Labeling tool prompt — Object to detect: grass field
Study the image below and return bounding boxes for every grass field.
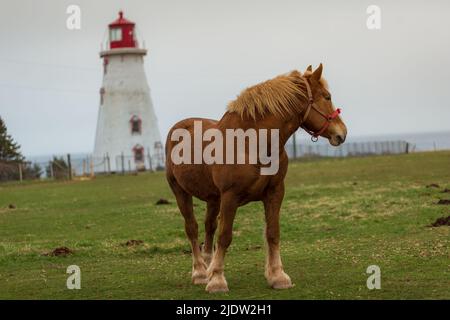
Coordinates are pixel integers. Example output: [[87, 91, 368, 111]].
[[0, 152, 449, 299]]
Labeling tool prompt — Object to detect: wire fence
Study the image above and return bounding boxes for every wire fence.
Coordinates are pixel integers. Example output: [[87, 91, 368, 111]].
[[286, 140, 413, 159], [51, 152, 165, 178], [0, 152, 165, 183], [0, 161, 35, 182], [1, 139, 447, 183]]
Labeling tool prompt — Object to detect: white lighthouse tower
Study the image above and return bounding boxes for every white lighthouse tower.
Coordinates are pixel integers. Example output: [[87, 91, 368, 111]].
[[93, 11, 163, 172]]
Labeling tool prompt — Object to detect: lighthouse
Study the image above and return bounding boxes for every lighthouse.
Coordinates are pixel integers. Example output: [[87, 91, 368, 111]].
[[93, 11, 163, 172]]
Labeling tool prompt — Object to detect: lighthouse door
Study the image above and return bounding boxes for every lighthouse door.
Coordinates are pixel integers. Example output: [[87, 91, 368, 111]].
[[133, 145, 145, 171]]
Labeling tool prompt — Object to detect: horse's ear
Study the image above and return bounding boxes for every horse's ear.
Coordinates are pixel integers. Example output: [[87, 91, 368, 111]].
[[306, 65, 312, 72], [311, 63, 323, 82]]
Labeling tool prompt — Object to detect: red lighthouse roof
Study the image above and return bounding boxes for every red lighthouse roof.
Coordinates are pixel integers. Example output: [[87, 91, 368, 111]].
[[109, 11, 135, 27], [108, 11, 137, 49]]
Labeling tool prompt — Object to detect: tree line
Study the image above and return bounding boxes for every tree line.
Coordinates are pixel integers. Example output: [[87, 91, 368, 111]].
[[0, 116, 69, 182]]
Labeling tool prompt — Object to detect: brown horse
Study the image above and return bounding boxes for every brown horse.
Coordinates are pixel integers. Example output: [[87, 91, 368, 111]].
[[165, 64, 347, 293]]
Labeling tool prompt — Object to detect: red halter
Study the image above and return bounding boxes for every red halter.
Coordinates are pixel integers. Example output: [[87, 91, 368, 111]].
[[299, 77, 342, 142]]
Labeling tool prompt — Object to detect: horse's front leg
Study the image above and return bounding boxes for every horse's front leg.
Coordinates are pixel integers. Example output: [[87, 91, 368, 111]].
[[263, 183, 293, 289], [206, 192, 238, 293]]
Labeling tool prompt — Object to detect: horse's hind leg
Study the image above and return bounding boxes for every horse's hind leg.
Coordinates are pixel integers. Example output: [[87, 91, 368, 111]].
[[203, 200, 220, 266], [169, 179, 208, 285]]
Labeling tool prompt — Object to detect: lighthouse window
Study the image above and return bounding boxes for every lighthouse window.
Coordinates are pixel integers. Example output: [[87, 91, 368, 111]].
[[110, 28, 122, 42], [130, 116, 142, 135]]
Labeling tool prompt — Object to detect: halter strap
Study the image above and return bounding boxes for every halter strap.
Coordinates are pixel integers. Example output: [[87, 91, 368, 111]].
[[299, 77, 342, 142]]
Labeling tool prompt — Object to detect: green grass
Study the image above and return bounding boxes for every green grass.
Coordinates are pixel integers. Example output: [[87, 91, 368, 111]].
[[0, 152, 449, 299]]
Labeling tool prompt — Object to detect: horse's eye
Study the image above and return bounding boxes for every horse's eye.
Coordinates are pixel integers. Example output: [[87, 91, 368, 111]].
[[324, 95, 331, 101]]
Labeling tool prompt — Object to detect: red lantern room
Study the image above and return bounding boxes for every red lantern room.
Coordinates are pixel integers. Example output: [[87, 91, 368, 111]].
[[108, 11, 137, 49]]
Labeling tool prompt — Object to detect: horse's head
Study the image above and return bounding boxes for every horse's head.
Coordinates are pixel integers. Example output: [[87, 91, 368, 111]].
[[301, 64, 347, 146]]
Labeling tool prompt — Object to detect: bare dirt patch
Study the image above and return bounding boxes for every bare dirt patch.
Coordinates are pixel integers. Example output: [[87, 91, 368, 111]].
[[437, 199, 450, 205], [156, 198, 170, 205], [123, 239, 144, 247], [428, 216, 450, 227], [43, 247, 74, 257], [426, 183, 440, 188]]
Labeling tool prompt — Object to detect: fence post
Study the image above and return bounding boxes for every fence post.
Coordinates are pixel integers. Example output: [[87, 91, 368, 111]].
[[121, 152, 125, 175], [82, 159, 86, 176], [49, 161, 54, 179], [67, 154, 72, 180], [106, 153, 111, 174], [18, 163, 23, 182], [90, 156, 94, 178]]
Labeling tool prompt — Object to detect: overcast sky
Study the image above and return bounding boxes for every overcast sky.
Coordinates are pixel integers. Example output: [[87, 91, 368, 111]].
[[1, 0, 449, 156]]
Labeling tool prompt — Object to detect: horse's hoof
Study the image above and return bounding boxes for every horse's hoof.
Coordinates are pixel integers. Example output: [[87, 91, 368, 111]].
[[267, 271, 294, 289], [206, 275, 229, 293], [192, 268, 208, 285], [192, 275, 208, 285]]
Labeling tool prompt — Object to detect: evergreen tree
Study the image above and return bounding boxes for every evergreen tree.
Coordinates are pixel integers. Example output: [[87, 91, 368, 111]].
[[0, 116, 23, 161]]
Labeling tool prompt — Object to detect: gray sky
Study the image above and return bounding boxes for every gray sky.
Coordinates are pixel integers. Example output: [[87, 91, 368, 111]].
[[1, 0, 449, 156]]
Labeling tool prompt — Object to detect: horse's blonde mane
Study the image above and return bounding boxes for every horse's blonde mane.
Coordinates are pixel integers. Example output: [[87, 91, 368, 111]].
[[227, 70, 309, 120]]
